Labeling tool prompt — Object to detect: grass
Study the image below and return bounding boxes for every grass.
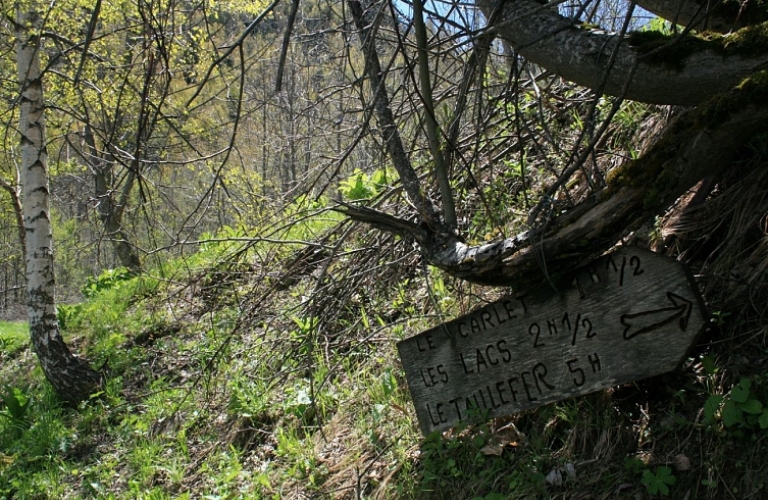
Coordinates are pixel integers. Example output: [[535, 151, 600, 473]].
[[0, 321, 27, 354], [2, 205, 768, 499]]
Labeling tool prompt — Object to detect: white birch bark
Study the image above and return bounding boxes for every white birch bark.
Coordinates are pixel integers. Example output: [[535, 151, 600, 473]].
[[17, 4, 100, 403]]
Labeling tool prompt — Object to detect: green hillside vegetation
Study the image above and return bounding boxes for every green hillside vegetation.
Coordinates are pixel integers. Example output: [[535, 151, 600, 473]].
[[2, 0, 768, 498], [2, 180, 768, 498]]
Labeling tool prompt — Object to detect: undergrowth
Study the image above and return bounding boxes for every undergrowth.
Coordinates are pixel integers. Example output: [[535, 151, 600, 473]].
[[1, 187, 767, 499]]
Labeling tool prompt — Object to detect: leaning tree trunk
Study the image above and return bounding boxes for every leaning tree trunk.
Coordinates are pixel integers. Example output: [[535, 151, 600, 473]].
[[17, 6, 101, 403], [474, 0, 768, 106]]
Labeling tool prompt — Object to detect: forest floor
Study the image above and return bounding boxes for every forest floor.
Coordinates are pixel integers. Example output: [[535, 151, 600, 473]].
[[1, 219, 767, 499]]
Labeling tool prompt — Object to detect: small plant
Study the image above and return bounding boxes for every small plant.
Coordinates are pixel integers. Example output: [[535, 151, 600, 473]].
[[0, 386, 32, 440], [82, 267, 134, 299], [625, 457, 678, 497], [704, 376, 768, 432], [57, 303, 83, 331], [284, 384, 313, 419], [641, 466, 677, 496], [0, 322, 28, 352], [649, 215, 664, 246], [338, 167, 394, 201], [339, 170, 375, 200], [379, 368, 397, 399], [624, 456, 645, 475], [711, 310, 731, 327], [644, 16, 678, 35]]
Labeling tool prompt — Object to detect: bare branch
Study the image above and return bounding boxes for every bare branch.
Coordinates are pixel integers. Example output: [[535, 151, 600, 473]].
[[348, 0, 441, 226], [412, 0, 456, 229], [187, 0, 281, 107], [351, 71, 768, 288], [72, 0, 101, 86], [275, 0, 301, 92], [335, 201, 427, 240]]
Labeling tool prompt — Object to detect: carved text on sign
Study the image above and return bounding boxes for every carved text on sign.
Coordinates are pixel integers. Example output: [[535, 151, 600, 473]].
[[397, 247, 707, 435]]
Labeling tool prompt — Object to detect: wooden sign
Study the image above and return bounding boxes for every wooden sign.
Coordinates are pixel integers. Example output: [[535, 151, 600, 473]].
[[397, 247, 707, 435]]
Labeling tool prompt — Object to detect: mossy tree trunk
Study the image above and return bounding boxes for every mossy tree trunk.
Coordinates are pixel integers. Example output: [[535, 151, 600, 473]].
[[636, 0, 768, 32], [343, 75, 768, 287], [473, 0, 768, 106]]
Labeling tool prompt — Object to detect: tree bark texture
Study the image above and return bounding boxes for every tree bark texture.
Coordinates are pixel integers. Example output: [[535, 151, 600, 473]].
[[17, 6, 101, 403], [339, 0, 768, 291], [0, 174, 25, 257], [476, 0, 768, 105]]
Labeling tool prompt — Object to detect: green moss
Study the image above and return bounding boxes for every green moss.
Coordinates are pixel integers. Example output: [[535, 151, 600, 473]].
[[723, 21, 768, 55], [605, 70, 768, 208], [628, 31, 710, 70], [696, 69, 768, 127], [628, 21, 768, 71], [604, 130, 681, 193]]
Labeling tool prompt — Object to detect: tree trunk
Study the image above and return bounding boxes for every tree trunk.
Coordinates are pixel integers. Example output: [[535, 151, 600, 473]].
[[84, 126, 142, 272], [17, 6, 101, 403], [0, 173, 25, 256], [348, 0, 441, 225], [338, 0, 768, 291], [475, 0, 768, 106]]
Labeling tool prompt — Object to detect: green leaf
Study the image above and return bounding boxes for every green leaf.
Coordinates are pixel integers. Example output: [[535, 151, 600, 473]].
[[721, 400, 745, 427], [642, 466, 676, 496], [730, 378, 751, 403], [758, 409, 768, 429], [380, 370, 396, 398], [739, 398, 763, 415], [642, 469, 660, 494], [701, 354, 718, 375], [483, 494, 507, 500], [703, 394, 723, 424], [657, 466, 677, 485], [624, 457, 644, 474], [255, 473, 271, 488]]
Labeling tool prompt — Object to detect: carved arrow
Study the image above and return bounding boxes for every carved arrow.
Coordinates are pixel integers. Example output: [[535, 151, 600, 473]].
[[621, 292, 693, 340], [398, 248, 707, 435]]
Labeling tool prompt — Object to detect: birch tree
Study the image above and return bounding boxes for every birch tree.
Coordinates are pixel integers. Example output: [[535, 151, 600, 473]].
[[16, 3, 100, 403]]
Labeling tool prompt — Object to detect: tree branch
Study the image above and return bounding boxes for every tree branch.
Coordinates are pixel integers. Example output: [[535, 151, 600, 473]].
[[348, 0, 441, 227], [354, 72, 768, 288], [475, 0, 768, 106], [275, 0, 300, 92], [335, 201, 427, 241], [0, 173, 25, 257], [412, 0, 456, 229]]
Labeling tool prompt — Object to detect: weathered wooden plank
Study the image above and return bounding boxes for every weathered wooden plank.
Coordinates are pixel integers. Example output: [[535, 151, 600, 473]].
[[397, 247, 707, 435]]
